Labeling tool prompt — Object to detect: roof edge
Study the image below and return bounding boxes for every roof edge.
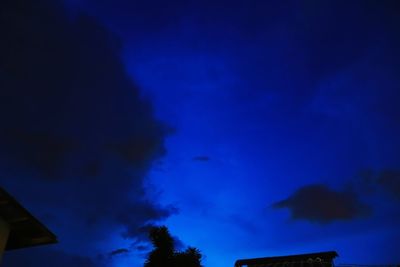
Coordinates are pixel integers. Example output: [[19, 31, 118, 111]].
[[235, 251, 339, 267]]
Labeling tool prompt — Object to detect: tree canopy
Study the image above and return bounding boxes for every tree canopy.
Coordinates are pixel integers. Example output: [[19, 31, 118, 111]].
[[144, 226, 203, 267]]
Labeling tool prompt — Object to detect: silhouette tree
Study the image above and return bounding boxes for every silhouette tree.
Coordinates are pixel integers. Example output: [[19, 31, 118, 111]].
[[174, 247, 202, 267], [144, 226, 203, 267], [145, 226, 175, 267]]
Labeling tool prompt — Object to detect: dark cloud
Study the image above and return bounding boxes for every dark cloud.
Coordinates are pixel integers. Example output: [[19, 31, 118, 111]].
[[125, 224, 157, 242], [377, 170, 400, 200], [273, 184, 371, 224], [0, 0, 172, 265], [88, 0, 400, 135], [126, 223, 185, 252], [134, 244, 151, 252], [110, 137, 166, 166], [77, 0, 400, 125], [109, 248, 129, 257], [1, 130, 75, 178], [233, 1, 400, 114], [120, 206, 178, 239], [3, 248, 99, 267], [192, 156, 210, 162], [81, 161, 101, 177], [358, 169, 400, 201]]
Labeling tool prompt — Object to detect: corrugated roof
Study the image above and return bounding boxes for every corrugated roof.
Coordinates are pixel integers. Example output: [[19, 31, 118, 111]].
[[0, 187, 57, 250], [235, 251, 338, 267]]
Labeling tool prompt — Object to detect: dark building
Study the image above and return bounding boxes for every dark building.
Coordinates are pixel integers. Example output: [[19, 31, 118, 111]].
[[235, 251, 339, 267], [0, 187, 57, 263]]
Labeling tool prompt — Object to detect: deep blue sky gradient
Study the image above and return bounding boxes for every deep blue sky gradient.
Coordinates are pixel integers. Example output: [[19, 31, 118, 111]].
[[1, 1, 400, 267]]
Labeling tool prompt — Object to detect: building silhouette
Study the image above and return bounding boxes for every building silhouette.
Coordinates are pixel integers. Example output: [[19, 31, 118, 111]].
[[235, 251, 339, 267], [0, 187, 57, 263]]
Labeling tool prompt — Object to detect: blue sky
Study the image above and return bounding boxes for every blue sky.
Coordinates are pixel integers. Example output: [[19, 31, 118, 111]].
[[1, 1, 400, 267]]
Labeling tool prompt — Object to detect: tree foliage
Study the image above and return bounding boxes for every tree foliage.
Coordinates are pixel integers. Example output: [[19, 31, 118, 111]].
[[144, 226, 203, 267]]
